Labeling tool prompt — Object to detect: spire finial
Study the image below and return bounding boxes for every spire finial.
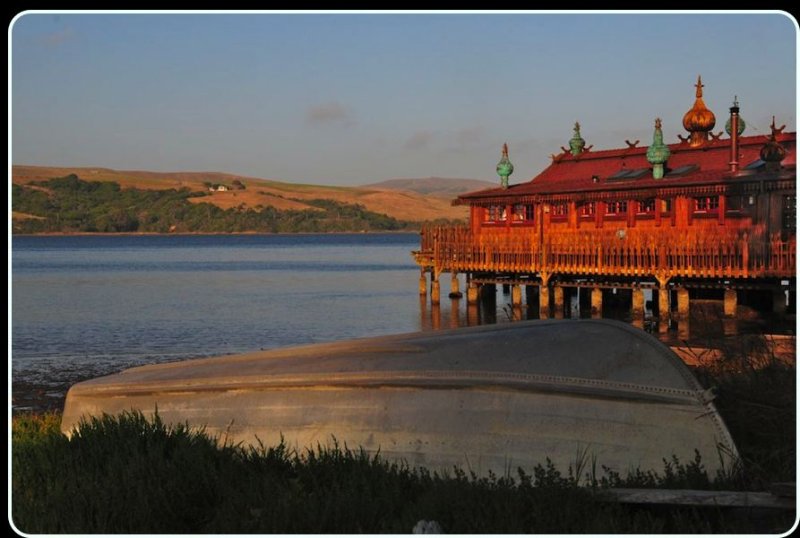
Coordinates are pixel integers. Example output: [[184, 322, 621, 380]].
[[568, 121, 586, 156], [682, 75, 716, 147], [496, 142, 514, 189], [647, 117, 670, 179]]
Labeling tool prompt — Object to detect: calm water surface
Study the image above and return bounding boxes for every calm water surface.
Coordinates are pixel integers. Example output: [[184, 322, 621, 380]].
[[12, 234, 441, 409], [10, 233, 786, 411]]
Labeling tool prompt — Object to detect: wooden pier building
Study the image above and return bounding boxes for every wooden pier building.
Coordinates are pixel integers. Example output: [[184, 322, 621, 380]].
[[413, 77, 795, 321]]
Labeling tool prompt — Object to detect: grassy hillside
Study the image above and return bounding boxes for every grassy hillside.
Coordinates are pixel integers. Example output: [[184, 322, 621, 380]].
[[11, 175, 414, 234], [12, 165, 469, 222]]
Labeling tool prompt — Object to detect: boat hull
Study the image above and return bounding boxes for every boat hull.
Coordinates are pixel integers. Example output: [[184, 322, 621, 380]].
[[61, 319, 738, 477]]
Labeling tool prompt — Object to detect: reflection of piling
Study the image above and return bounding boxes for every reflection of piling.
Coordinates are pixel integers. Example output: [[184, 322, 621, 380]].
[[431, 303, 441, 330], [450, 298, 460, 328], [724, 289, 737, 317]]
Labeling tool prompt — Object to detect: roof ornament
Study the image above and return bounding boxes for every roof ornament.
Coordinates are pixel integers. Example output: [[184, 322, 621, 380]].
[[646, 118, 671, 179], [567, 121, 586, 156], [681, 75, 717, 147], [761, 116, 787, 173], [725, 95, 746, 137], [496, 142, 514, 189], [625, 139, 640, 149]]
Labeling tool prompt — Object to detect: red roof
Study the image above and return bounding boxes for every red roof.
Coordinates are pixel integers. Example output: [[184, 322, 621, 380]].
[[458, 132, 796, 202]]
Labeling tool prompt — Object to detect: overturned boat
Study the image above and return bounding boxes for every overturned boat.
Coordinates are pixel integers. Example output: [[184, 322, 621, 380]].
[[61, 319, 738, 477]]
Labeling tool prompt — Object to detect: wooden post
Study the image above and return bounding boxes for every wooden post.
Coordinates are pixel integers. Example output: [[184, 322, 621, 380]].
[[467, 282, 480, 305], [511, 284, 522, 306], [632, 287, 645, 318], [591, 287, 603, 318], [677, 287, 690, 318], [449, 273, 462, 299], [419, 272, 427, 295], [724, 289, 737, 317], [431, 274, 440, 305], [553, 285, 564, 319]]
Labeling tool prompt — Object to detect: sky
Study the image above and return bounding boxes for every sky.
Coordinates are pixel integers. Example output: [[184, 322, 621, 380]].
[[9, 11, 799, 187]]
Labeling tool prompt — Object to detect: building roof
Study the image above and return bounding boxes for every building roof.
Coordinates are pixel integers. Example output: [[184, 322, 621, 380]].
[[456, 132, 796, 204]]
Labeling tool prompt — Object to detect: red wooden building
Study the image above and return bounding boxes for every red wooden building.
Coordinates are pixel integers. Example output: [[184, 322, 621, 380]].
[[414, 77, 795, 320]]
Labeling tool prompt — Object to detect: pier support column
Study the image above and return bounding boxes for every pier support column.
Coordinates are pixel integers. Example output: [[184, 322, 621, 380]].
[[449, 273, 462, 299], [591, 287, 603, 318], [772, 288, 787, 314], [511, 284, 522, 307], [632, 288, 645, 318], [676, 287, 690, 318], [419, 272, 427, 295], [553, 285, 564, 319], [656, 275, 671, 320], [724, 289, 738, 317], [431, 274, 440, 305], [467, 282, 480, 305], [538, 273, 552, 319]]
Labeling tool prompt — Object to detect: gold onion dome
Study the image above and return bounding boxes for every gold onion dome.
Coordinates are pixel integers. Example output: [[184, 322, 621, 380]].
[[682, 75, 716, 147]]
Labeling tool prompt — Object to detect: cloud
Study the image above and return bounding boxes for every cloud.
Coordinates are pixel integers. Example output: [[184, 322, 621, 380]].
[[404, 130, 435, 150], [40, 27, 75, 48], [305, 102, 355, 127]]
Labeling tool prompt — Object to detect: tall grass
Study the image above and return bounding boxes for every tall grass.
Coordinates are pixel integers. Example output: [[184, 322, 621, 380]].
[[11, 404, 794, 534]]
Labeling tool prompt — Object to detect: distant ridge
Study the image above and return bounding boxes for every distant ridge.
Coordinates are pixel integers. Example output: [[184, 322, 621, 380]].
[[362, 177, 497, 197]]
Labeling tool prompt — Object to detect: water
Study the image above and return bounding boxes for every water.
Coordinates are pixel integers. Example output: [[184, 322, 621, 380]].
[[11, 234, 434, 410], [10, 233, 789, 411]]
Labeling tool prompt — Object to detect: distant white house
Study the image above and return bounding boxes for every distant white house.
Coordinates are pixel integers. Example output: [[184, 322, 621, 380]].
[[209, 184, 229, 192]]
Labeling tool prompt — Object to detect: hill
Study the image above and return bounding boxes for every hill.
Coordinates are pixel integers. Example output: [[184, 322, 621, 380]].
[[362, 177, 496, 197], [11, 165, 469, 223]]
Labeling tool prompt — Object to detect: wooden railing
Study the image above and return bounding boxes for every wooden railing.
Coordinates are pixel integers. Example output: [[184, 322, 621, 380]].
[[415, 225, 795, 280]]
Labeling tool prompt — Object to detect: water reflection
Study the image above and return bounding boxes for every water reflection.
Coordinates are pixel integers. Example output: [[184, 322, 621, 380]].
[[419, 281, 793, 351]]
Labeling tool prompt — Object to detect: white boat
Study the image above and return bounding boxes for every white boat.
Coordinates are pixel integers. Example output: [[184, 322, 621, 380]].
[[61, 319, 738, 478]]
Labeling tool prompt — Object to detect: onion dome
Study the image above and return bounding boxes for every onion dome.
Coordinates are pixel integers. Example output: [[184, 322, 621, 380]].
[[682, 75, 716, 147], [496, 143, 514, 189], [725, 96, 746, 136], [761, 117, 786, 171], [646, 118, 671, 179], [568, 121, 586, 156]]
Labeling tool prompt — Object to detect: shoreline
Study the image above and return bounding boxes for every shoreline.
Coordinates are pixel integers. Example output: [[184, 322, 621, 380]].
[[11, 229, 424, 238]]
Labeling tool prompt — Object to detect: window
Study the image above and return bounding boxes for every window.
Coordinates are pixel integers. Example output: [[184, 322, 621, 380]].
[[551, 203, 568, 218], [693, 196, 719, 212], [485, 205, 506, 222], [579, 202, 596, 217], [512, 204, 535, 222], [661, 199, 672, 213], [637, 199, 656, 214], [605, 201, 628, 215]]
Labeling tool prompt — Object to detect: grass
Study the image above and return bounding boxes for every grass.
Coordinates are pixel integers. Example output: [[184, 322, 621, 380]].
[[11, 338, 796, 533]]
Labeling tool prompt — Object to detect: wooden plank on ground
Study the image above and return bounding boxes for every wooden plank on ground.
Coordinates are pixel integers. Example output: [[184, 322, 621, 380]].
[[602, 488, 795, 510]]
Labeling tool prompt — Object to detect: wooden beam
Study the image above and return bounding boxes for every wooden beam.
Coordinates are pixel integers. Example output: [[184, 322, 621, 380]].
[[600, 488, 795, 510]]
